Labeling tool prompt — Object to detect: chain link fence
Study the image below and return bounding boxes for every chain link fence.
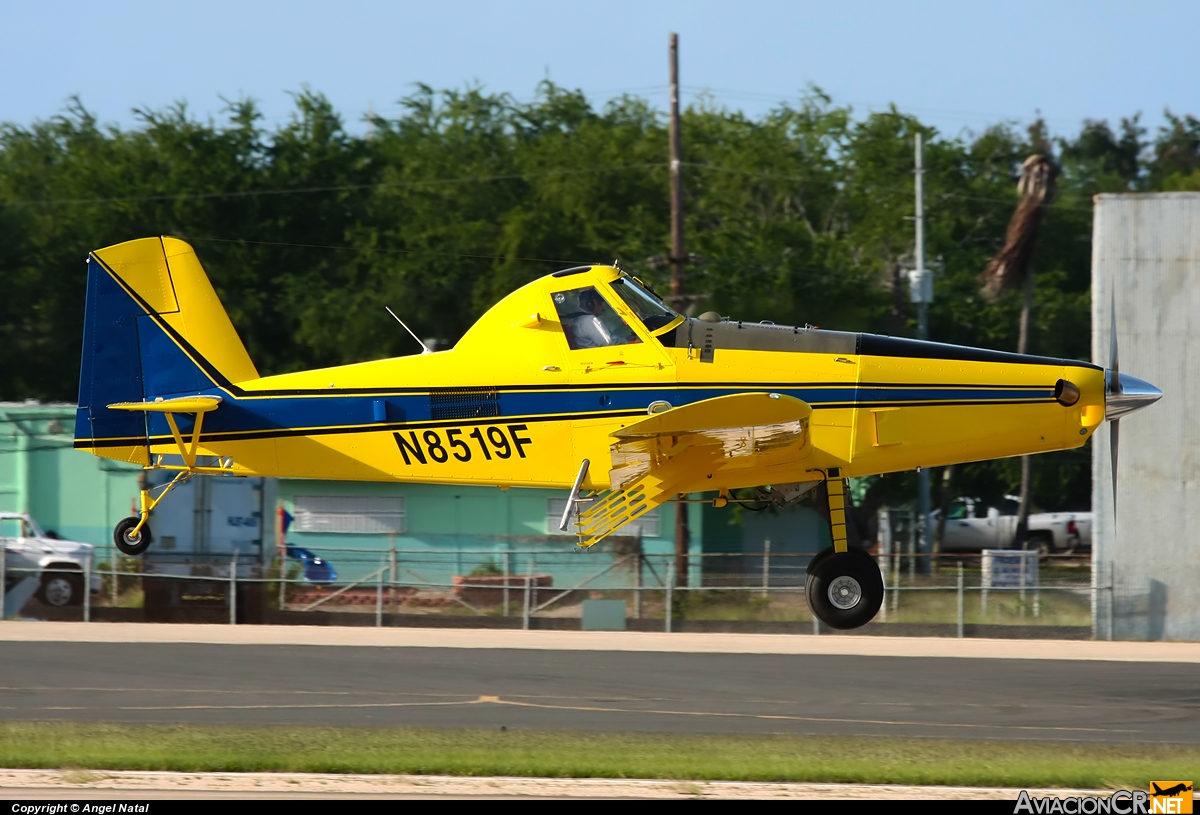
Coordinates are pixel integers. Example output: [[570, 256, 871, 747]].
[[1, 538, 1111, 639]]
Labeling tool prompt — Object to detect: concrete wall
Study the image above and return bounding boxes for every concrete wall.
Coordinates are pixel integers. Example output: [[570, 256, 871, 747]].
[[1092, 193, 1200, 641]]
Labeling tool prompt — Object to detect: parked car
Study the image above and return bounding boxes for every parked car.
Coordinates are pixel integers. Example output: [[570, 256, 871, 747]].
[[0, 512, 101, 607], [286, 544, 337, 585], [937, 497, 1092, 554]]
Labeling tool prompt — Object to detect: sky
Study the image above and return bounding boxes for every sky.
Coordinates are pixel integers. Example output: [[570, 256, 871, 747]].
[[2, 0, 1197, 142]]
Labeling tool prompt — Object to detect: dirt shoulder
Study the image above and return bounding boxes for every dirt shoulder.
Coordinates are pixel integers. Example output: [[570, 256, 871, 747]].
[[0, 621, 1196, 662], [0, 769, 1119, 799]]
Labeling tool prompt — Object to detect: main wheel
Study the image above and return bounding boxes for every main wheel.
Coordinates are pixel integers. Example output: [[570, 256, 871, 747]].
[[1022, 532, 1054, 558], [805, 547, 885, 630], [804, 547, 837, 609], [39, 571, 83, 607], [114, 517, 152, 556]]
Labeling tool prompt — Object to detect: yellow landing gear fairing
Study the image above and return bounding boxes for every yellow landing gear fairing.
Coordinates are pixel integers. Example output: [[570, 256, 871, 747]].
[[74, 237, 1162, 630]]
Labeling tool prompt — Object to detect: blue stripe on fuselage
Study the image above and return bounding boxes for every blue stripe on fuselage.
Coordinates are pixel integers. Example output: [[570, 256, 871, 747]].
[[126, 383, 1055, 444]]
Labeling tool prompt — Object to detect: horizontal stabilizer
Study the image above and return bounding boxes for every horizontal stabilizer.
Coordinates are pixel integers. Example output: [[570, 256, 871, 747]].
[[107, 396, 223, 413]]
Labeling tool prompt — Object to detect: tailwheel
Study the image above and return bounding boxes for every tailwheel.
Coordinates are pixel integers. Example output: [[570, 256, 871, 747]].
[[805, 547, 884, 630], [112, 470, 188, 557], [114, 517, 152, 556]]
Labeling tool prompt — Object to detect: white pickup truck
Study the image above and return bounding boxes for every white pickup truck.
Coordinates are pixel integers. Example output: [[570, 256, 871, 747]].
[[1, 512, 101, 608], [938, 497, 1092, 555]]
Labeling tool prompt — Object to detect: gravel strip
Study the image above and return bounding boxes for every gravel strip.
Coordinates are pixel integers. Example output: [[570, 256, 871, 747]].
[[0, 622, 1197, 663], [0, 769, 1113, 799]]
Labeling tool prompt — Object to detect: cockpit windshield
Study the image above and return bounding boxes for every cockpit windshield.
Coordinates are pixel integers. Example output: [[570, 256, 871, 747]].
[[610, 277, 678, 331]]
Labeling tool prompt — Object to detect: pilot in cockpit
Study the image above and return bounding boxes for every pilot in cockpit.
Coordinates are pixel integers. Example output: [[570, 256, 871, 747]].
[[572, 289, 617, 348], [553, 285, 641, 349]]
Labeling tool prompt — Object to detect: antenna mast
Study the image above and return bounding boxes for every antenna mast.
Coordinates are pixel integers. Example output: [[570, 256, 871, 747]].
[[386, 307, 433, 355]]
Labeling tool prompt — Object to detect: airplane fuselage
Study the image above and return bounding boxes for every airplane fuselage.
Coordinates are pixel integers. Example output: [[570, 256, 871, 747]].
[[79, 261, 1105, 495]]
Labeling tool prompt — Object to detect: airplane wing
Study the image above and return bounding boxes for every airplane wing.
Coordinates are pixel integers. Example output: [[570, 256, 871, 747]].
[[575, 393, 813, 548], [612, 392, 810, 441], [608, 392, 811, 491]]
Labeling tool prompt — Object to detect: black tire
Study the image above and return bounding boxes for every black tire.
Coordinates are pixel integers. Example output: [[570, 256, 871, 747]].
[[805, 546, 839, 579], [804, 547, 835, 612], [1022, 532, 1054, 558], [114, 517, 152, 556], [38, 569, 83, 607], [805, 547, 885, 630]]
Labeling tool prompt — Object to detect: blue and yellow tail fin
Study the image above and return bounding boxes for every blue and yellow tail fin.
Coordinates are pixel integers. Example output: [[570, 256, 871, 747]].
[[75, 237, 258, 462]]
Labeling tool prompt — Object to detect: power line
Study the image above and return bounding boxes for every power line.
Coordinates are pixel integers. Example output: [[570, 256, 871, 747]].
[[182, 236, 596, 267], [182, 236, 888, 279], [0, 153, 1099, 216], [180, 233, 1020, 292], [0, 163, 667, 208], [681, 162, 1096, 211], [672, 85, 1096, 129], [0, 160, 1094, 212], [937, 192, 1094, 213]]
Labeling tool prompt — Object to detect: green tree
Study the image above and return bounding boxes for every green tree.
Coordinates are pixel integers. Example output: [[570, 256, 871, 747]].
[[3, 85, 1195, 514]]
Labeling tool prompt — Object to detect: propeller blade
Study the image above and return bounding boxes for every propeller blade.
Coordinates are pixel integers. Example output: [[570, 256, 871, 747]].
[[1108, 294, 1121, 520], [1103, 294, 1164, 521], [1109, 293, 1120, 381], [1104, 294, 1162, 421], [1109, 418, 1119, 520]]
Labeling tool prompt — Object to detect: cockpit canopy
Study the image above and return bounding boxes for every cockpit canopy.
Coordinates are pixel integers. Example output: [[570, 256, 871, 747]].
[[550, 274, 678, 349], [455, 265, 682, 358], [609, 277, 677, 331]]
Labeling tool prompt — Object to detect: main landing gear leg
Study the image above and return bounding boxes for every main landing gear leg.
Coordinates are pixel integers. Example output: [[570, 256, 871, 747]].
[[805, 468, 884, 631], [113, 471, 190, 556]]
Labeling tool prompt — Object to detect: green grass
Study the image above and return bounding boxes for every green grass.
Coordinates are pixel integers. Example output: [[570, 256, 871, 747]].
[[1, 722, 1194, 789], [881, 588, 1093, 627]]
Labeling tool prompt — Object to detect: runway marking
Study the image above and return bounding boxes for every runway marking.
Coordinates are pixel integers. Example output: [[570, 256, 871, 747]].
[[0, 686, 666, 703], [0, 695, 1141, 735], [472, 696, 1141, 734], [0, 688, 1178, 717], [0, 686, 474, 697], [0, 699, 481, 712]]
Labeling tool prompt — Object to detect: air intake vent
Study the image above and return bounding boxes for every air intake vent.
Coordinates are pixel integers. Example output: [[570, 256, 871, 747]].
[[430, 387, 500, 420]]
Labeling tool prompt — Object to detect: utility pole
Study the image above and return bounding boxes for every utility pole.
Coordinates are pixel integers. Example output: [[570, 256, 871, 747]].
[[1013, 272, 1035, 549], [911, 132, 933, 574], [669, 33, 684, 305], [669, 32, 688, 588]]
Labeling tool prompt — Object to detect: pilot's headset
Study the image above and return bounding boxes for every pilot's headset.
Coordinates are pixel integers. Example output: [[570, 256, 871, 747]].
[[578, 290, 602, 313]]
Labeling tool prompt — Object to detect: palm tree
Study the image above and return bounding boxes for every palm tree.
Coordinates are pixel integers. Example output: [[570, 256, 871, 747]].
[[980, 154, 1059, 548]]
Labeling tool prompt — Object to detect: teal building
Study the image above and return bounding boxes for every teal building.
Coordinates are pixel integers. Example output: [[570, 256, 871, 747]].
[[3, 402, 830, 588], [274, 478, 701, 587], [0, 402, 143, 547]]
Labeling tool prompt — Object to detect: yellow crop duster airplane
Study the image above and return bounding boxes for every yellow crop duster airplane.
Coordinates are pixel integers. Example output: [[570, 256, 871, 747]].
[[76, 237, 1161, 629]]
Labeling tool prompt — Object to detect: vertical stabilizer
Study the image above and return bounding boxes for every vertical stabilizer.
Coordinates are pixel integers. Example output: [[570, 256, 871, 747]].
[[75, 237, 258, 460]]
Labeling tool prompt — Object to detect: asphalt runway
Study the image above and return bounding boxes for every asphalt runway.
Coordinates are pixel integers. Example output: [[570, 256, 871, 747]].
[[1, 627, 1197, 743]]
